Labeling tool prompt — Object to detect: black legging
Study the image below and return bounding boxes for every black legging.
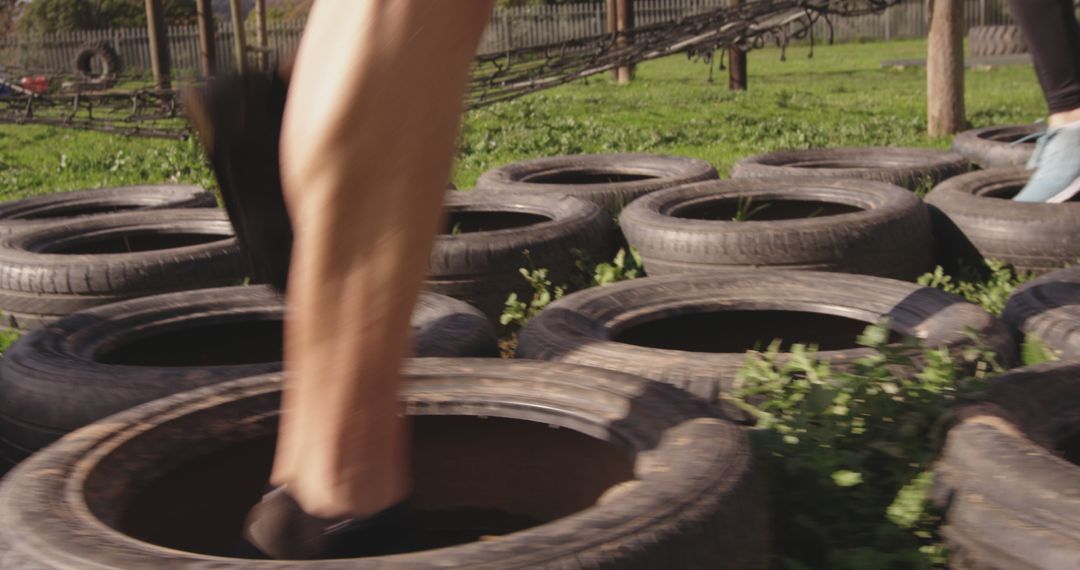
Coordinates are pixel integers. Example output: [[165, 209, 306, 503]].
[[1008, 0, 1080, 114]]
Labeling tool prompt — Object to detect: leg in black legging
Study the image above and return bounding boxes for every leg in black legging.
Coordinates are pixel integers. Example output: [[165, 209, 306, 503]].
[[1008, 0, 1080, 115]]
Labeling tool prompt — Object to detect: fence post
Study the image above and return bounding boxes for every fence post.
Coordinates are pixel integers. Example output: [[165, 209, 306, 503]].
[[729, 0, 747, 90], [144, 0, 172, 89], [928, 0, 965, 136], [254, 0, 269, 70], [229, 0, 248, 74], [195, 0, 216, 77]]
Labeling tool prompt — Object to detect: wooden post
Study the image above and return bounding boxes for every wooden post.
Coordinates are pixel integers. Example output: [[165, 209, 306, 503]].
[[927, 0, 965, 137], [607, 0, 617, 80], [195, 0, 215, 77], [728, 0, 747, 90], [615, 0, 634, 84], [254, 0, 269, 71], [229, 0, 248, 74], [144, 0, 171, 89]]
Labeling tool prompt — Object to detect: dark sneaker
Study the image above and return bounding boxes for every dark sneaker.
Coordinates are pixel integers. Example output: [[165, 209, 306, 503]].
[[243, 487, 408, 560], [182, 71, 294, 291]]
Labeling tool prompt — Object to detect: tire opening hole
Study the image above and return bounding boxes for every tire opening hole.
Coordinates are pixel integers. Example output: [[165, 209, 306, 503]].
[[613, 310, 899, 352], [524, 169, 659, 185], [47, 231, 231, 254], [981, 130, 1036, 145], [672, 198, 863, 221], [784, 159, 896, 169], [17, 203, 142, 220], [116, 416, 634, 558], [443, 211, 550, 234], [98, 319, 283, 367], [1059, 431, 1080, 465], [977, 183, 1080, 202]]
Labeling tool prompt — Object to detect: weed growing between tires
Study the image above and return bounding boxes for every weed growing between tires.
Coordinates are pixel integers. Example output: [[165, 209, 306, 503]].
[[733, 323, 1003, 569], [917, 259, 1033, 316]]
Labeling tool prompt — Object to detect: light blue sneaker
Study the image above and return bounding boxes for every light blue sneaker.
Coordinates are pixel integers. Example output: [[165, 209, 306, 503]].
[[1012, 123, 1080, 203]]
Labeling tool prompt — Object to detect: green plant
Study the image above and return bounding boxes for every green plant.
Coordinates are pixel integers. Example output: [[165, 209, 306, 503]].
[[733, 322, 1001, 568], [731, 195, 771, 221], [1021, 333, 1060, 366], [571, 246, 644, 288], [917, 260, 1033, 316], [499, 267, 565, 327]]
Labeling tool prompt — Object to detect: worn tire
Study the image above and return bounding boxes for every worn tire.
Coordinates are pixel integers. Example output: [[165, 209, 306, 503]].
[[935, 362, 1080, 569], [474, 153, 719, 214], [730, 147, 971, 191], [426, 191, 609, 323], [0, 360, 768, 569], [517, 270, 1013, 404], [1002, 267, 1080, 359], [619, 177, 933, 280], [0, 185, 217, 237], [968, 25, 1028, 58], [951, 124, 1039, 168], [0, 209, 246, 329], [0, 286, 496, 468], [73, 41, 122, 89], [924, 168, 1080, 275]]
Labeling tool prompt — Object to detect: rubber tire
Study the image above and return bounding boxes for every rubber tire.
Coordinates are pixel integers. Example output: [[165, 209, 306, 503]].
[[934, 362, 1080, 569], [73, 41, 122, 89], [924, 168, 1080, 275], [950, 124, 1039, 168], [474, 153, 719, 214], [968, 25, 1028, 58], [426, 191, 610, 323], [619, 177, 933, 280], [0, 209, 246, 329], [0, 286, 496, 468], [517, 270, 1013, 405], [730, 147, 971, 191], [1001, 267, 1080, 359], [0, 360, 768, 569], [0, 185, 217, 237]]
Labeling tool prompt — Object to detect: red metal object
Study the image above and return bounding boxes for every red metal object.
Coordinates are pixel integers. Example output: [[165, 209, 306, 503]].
[[19, 76, 49, 94]]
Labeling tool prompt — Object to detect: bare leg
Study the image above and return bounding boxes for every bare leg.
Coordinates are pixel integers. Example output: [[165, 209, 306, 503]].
[[272, 1, 495, 519]]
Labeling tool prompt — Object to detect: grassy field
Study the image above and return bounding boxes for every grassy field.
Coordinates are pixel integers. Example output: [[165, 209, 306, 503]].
[[0, 38, 1046, 202]]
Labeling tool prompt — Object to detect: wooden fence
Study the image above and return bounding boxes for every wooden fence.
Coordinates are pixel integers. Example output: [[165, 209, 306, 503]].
[[0, 0, 1020, 77]]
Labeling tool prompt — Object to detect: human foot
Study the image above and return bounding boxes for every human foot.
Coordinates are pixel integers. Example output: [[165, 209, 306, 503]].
[[1012, 122, 1080, 203]]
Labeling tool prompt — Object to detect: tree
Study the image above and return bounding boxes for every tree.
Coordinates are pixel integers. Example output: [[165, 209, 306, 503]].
[[17, 0, 196, 33]]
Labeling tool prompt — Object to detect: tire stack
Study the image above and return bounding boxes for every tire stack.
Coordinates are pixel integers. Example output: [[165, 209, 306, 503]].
[[967, 25, 1028, 58]]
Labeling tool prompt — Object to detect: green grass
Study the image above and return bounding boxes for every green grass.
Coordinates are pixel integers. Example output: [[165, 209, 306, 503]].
[[0, 39, 1046, 200]]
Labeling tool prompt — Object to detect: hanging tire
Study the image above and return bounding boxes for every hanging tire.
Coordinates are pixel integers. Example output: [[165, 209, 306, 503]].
[[474, 153, 719, 214], [0, 286, 496, 468], [968, 25, 1028, 58], [1001, 267, 1080, 359], [934, 362, 1080, 569], [0, 360, 768, 568], [924, 168, 1080, 275], [0, 209, 246, 330], [730, 147, 971, 191], [517, 270, 1013, 405], [618, 177, 933, 280], [950, 124, 1039, 168], [0, 184, 217, 237], [426, 191, 609, 324], [73, 41, 122, 89]]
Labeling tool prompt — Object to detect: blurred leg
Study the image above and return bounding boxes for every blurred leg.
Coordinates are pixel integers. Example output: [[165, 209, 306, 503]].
[[271, 0, 495, 519]]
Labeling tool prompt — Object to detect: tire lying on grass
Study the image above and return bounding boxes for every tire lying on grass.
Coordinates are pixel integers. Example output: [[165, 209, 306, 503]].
[[0, 286, 496, 468], [474, 153, 719, 214], [517, 270, 1013, 405], [0, 209, 246, 330], [1001, 267, 1080, 359], [619, 177, 933, 280], [950, 124, 1039, 168], [934, 362, 1080, 569], [924, 168, 1080, 275], [426, 191, 609, 323], [730, 147, 971, 191], [0, 360, 768, 569], [0, 184, 217, 236], [967, 25, 1028, 58]]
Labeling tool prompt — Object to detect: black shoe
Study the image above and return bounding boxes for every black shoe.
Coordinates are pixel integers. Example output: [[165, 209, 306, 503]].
[[183, 71, 293, 292], [243, 487, 408, 560]]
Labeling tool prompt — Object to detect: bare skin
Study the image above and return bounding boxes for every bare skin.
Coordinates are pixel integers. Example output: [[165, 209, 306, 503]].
[[272, 1, 495, 519], [1049, 107, 1080, 127]]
